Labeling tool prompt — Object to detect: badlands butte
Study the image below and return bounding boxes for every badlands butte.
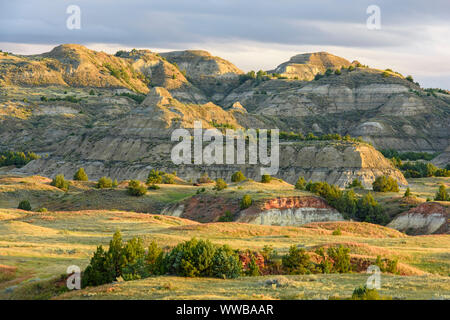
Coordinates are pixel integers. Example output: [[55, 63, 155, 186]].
[[0, 44, 449, 228], [0, 44, 450, 300]]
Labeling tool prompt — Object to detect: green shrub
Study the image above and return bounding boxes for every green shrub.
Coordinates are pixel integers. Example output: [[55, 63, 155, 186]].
[[241, 194, 252, 209], [127, 180, 147, 196], [82, 230, 145, 287], [375, 255, 399, 274], [148, 184, 160, 190], [73, 168, 88, 181], [435, 184, 449, 201], [97, 176, 113, 189], [82, 245, 115, 287], [315, 248, 333, 274], [261, 174, 272, 183], [332, 228, 342, 236], [37, 207, 48, 213], [295, 176, 306, 190], [327, 245, 351, 273], [334, 69, 341, 75], [406, 75, 414, 82], [357, 192, 388, 225], [18, 200, 31, 211], [231, 171, 246, 182], [164, 238, 216, 277], [0, 151, 40, 168], [214, 178, 227, 191], [51, 174, 69, 191], [145, 241, 165, 276], [282, 245, 313, 275], [347, 179, 363, 189], [246, 256, 261, 276], [146, 169, 163, 184], [112, 179, 118, 188], [162, 174, 175, 184], [404, 187, 411, 197], [372, 176, 399, 192], [89, 89, 95, 95], [198, 173, 213, 184], [351, 285, 385, 300], [211, 245, 242, 279], [218, 210, 234, 222], [117, 92, 145, 104]]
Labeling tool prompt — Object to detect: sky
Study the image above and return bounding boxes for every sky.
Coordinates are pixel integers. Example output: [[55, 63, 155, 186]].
[[1, 0, 449, 89]]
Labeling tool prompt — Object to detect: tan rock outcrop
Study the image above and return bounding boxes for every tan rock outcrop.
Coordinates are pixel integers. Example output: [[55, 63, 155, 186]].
[[387, 202, 449, 234]]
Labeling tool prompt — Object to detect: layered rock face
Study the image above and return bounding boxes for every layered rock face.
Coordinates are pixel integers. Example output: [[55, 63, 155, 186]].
[[268, 52, 353, 80], [237, 196, 344, 226], [160, 50, 244, 103], [0, 44, 447, 184], [387, 202, 449, 234], [15, 86, 406, 188], [162, 195, 343, 226], [221, 67, 449, 151]]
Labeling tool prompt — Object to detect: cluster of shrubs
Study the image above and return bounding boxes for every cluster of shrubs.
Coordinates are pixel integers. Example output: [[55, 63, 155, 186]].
[[104, 63, 130, 82], [238, 70, 270, 83], [380, 149, 438, 161], [240, 194, 252, 209], [82, 233, 242, 287], [41, 95, 82, 103], [213, 178, 227, 191], [297, 178, 388, 224], [231, 171, 246, 182], [382, 150, 449, 178], [116, 92, 145, 104], [399, 161, 449, 178], [127, 180, 147, 196], [435, 184, 449, 201], [197, 172, 213, 184], [0, 151, 40, 168], [350, 285, 390, 300], [97, 176, 118, 189], [314, 65, 360, 80], [209, 120, 236, 130], [83, 232, 398, 288], [278, 131, 366, 144], [346, 178, 364, 189], [372, 176, 399, 192], [147, 169, 176, 185], [51, 174, 70, 191]]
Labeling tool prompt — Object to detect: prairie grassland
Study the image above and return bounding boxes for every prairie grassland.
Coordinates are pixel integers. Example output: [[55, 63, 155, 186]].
[[0, 207, 449, 299], [0, 174, 448, 300], [55, 274, 450, 300]]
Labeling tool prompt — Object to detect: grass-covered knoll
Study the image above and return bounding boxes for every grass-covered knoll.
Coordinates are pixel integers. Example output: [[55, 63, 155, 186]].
[[0, 204, 449, 299]]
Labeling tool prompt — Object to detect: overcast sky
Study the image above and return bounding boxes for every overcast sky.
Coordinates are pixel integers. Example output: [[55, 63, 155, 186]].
[[1, 0, 449, 89]]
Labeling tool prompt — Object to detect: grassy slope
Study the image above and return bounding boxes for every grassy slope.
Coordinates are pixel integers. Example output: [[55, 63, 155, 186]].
[[56, 274, 450, 300], [0, 174, 449, 299]]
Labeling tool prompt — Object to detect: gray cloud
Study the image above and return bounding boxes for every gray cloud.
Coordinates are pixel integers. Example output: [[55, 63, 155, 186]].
[[1, 0, 449, 48], [0, 0, 449, 89]]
